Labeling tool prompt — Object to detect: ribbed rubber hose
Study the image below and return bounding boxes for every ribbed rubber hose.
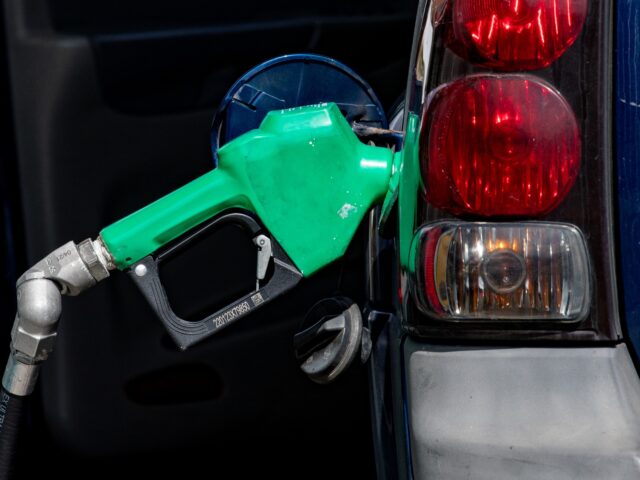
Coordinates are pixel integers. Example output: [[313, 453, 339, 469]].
[[0, 388, 25, 479]]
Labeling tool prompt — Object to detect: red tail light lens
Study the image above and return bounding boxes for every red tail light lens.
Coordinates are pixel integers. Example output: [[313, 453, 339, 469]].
[[421, 75, 581, 217], [447, 0, 588, 70]]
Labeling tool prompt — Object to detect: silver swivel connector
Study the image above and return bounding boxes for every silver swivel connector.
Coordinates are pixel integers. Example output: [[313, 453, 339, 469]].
[[2, 238, 115, 396]]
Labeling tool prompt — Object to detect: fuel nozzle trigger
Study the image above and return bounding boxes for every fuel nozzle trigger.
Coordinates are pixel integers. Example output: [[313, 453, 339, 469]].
[[253, 234, 272, 290], [127, 212, 302, 350]]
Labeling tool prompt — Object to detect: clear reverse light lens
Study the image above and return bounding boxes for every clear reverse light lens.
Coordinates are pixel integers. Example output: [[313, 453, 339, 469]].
[[412, 221, 591, 323]]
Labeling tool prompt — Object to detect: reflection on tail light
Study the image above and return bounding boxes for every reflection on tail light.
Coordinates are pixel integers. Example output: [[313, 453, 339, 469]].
[[412, 221, 590, 322]]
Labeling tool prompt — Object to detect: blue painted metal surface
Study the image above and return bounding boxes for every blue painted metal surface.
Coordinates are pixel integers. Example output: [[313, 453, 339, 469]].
[[617, 0, 640, 355], [210, 53, 387, 164]]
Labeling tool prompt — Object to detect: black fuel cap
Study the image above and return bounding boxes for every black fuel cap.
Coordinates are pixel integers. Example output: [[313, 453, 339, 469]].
[[293, 297, 367, 384]]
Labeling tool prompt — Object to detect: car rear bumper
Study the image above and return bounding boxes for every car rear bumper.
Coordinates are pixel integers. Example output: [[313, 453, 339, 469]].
[[406, 342, 640, 479]]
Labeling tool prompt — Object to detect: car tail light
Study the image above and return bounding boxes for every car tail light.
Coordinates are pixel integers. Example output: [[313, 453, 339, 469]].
[[412, 221, 590, 322], [421, 75, 581, 217], [444, 0, 588, 71], [396, 0, 619, 341]]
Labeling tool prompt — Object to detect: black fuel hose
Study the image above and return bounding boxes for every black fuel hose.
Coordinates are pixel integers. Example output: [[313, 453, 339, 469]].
[[0, 388, 25, 479]]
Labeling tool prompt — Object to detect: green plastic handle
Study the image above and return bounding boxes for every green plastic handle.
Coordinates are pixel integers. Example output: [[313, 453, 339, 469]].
[[101, 169, 250, 269], [101, 103, 393, 276]]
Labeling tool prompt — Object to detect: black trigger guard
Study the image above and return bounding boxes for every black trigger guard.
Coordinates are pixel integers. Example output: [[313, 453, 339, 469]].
[[127, 211, 303, 350]]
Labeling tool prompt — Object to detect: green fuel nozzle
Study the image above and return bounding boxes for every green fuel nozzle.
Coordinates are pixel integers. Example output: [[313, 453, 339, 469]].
[[100, 103, 396, 348], [101, 103, 393, 275]]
